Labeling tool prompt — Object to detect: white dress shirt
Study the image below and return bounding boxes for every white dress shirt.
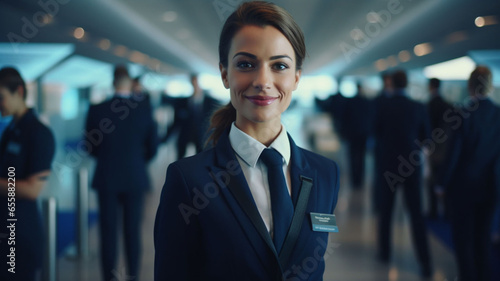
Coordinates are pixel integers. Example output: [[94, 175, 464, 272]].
[[228, 122, 291, 236]]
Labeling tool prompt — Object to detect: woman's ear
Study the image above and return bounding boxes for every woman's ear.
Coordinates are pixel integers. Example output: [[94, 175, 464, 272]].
[[219, 63, 229, 89], [293, 69, 302, 91]]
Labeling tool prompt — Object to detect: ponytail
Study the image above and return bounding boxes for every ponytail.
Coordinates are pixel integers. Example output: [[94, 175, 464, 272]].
[[206, 102, 236, 147]]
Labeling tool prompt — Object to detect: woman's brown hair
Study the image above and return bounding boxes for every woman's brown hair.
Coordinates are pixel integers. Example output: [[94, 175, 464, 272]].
[[206, 1, 306, 146]]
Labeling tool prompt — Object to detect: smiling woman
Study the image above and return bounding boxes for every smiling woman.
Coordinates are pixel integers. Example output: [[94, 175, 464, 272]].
[[154, 2, 340, 281]]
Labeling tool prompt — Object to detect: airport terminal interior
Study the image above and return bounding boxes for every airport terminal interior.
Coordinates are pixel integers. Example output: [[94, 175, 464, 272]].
[[1, 0, 500, 280]]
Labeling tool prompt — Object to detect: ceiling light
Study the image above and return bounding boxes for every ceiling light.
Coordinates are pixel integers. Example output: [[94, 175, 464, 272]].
[[475, 17, 485, 27], [98, 39, 111, 50], [129, 51, 147, 64], [387, 55, 398, 67], [113, 45, 128, 57], [375, 59, 388, 71], [41, 14, 53, 25], [398, 50, 411, 62], [73, 27, 85, 39], [475, 15, 498, 27], [414, 43, 432, 57], [366, 11, 380, 23]]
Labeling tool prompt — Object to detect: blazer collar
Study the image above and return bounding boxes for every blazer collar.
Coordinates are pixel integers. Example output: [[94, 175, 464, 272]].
[[214, 128, 310, 171], [214, 129, 314, 204]]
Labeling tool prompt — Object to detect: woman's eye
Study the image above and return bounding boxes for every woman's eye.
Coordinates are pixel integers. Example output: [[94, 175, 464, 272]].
[[273, 63, 289, 71], [236, 61, 254, 69]]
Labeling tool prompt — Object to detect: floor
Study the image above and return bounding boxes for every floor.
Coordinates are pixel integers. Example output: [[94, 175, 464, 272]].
[[57, 124, 459, 281]]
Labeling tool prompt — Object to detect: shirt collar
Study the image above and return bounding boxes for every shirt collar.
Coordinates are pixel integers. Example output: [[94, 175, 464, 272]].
[[229, 122, 291, 168]]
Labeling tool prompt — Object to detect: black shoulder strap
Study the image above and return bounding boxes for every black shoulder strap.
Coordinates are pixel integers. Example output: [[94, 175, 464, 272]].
[[278, 176, 313, 268]]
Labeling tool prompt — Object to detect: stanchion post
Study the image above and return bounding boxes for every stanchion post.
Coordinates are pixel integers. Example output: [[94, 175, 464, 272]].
[[77, 167, 89, 259], [42, 197, 57, 281]]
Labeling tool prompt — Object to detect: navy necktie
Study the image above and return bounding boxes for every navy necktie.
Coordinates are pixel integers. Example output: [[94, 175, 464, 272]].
[[259, 148, 294, 254]]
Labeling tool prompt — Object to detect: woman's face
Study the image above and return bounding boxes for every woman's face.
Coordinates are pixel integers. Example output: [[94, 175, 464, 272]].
[[220, 25, 301, 127]]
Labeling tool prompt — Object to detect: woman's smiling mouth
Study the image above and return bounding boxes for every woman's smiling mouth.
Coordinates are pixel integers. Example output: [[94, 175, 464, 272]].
[[245, 95, 278, 106]]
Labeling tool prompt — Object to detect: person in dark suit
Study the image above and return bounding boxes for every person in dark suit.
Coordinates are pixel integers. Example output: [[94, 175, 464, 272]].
[[315, 87, 347, 139], [85, 65, 158, 281], [0, 67, 55, 281], [131, 76, 152, 111], [373, 72, 394, 113], [161, 74, 221, 159], [438, 66, 500, 281], [343, 83, 373, 189], [426, 78, 453, 219], [154, 2, 340, 280], [372, 72, 393, 213], [374, 70, 432, 277]]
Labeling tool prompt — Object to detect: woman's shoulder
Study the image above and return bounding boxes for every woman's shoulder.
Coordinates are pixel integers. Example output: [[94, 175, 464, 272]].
[[168, 147, 217, 171]]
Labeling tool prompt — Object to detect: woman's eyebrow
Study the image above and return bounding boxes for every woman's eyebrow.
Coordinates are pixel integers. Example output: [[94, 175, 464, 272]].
[[233, 52, 293, 61], [233, 52, 256, 59], [270, 55, 293, 61]]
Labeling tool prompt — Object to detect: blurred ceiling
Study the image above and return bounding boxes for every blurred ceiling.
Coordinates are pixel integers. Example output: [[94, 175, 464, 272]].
[[1, 0, 499, 77]]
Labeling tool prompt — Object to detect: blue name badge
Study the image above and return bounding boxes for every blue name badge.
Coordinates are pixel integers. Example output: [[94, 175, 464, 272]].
[[7, 142, 21, 155], [310, 212, 338, 233]]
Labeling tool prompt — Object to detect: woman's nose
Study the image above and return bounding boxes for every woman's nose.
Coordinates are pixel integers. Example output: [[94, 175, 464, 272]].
[[252, 66, 272, 91]]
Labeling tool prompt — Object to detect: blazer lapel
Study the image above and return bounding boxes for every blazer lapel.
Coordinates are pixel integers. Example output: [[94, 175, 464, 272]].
[[288, 134, 316, 207], [210, 132, 279, 260], [276, 135, 317, 267]]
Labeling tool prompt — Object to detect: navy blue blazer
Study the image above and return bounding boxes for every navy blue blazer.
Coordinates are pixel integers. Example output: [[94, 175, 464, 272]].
[[85, 96, 158, 192], [440, 98, 500, 203], [154, 130, 339, 280]]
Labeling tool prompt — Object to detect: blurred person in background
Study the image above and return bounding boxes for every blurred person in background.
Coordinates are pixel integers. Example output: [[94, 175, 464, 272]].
[[315, 78, 347, 139], [343, 82, 373, 189], [374, 70, 432, 278], [426, 78, 453, 219], [373, 72, 394, 116], [131, 76, 152, 110], [85, 65, 158, 281], [438, 66, 500, 281], [0, 67, 55, 281], [372, 72, 393, 213], [160, 74, 221, 159]]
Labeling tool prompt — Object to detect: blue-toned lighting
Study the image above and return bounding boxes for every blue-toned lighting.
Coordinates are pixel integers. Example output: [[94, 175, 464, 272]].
[[61, 88, 78, 120], [339, 78, 357, 98], [423, 56, 476, 80]]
